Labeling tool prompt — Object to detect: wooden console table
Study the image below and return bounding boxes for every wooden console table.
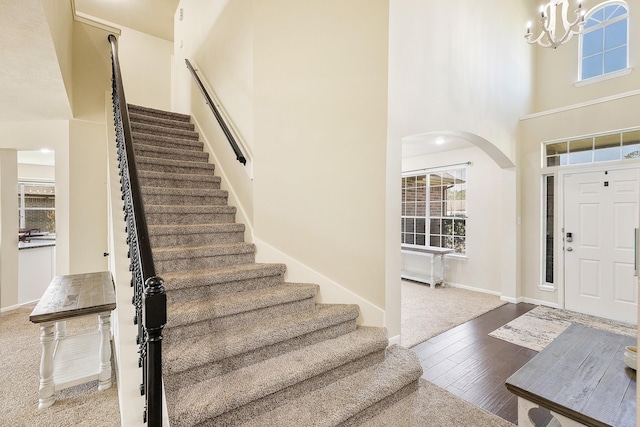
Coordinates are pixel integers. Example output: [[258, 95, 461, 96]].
[[506, 324, 636, 427], [29, 271, 116, 409], [401, 246, 455, 288]]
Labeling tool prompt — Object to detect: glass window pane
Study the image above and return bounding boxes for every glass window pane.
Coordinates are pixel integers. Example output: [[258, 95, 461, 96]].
[[569, 138, 593, 153], [430, 219, 441, 234], [546, 142, 568, 156], [622, 130, 640, 146], [588, 8, 604, 25], [453, 220, 466, 236], [406, 176, 416, 188], [443, 236, 454, 249], [442, 219, 453, 236], [406, 203, 416, 216], [25, 210, 55, 233], [416, 234, 426, 246], [405, 234, 415, 245], [604, 45, 627, 73], [606, 5, 626, 20], [430, 235, 440, 247], [569, 151, 592, 164], [453, 237, 465, 253], [416, 218, 426, 234], [430, 185, 442, 201], [416, 202, 427, 217], [622, 144, 640, 159], [582, 54, 603, 79], [430, 202, 441, 217], [415, 175, 426, 187], [583, 29, 603, 57], [604, 18, 627, 50], [594, 133, 620, 149], [594, 146, 620, 162]]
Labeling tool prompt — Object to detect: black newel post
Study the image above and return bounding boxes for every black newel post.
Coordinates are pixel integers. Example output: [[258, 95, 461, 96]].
[[144, 276, 167, 426]]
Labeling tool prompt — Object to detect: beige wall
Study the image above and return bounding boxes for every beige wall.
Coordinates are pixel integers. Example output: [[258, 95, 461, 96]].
[[402, 146, 504, 294], [533, 0, 640, 112], [68, 119, 108, 273], [41, 0, 74, 111], [0, 150, 19, 309], [252, 0, 390, 311]]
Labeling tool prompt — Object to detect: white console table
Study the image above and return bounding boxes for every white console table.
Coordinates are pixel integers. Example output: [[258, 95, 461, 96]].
[[401, 246, 455, 288], [29, 272, 116, 409]]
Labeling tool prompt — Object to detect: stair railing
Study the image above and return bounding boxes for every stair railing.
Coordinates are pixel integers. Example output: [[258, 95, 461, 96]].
[[185, 58, 247, 165], [108, 34, 167, 426]]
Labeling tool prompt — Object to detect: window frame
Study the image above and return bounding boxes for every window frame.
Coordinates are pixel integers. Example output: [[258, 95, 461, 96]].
[[401, 166, 468, 255], [18, 180, 56, 233], [578, 1, 630, 83]]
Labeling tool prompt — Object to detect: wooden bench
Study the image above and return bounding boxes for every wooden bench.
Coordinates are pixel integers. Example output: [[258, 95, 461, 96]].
[[29, 271, 116, 409], [506, 323, 636, 427]]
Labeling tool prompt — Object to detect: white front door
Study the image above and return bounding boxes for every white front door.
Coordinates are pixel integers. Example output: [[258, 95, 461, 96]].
[[563, 167, 639, 324]]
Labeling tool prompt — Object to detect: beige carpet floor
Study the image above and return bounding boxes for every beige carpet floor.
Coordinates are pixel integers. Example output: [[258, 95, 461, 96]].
[[489, 305, 637, 352], [401, 280, 507, 348], [0, 306, 120, 427]]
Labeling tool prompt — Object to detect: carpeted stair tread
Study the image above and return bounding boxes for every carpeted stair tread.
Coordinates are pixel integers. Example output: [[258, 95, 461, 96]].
[[160, 263, 286, 292], [136, 156, 215, 174], [240, 345, 422, 427], [142, 187, 228, 207], [139, 170, 221, 190], [131, 121, 200, 140], [128, 104, 191, 122], [149, 223, 244, 236], [131, 132, 204, 151], [166, 282, 319, 328], [163, 304, 360, 376], [141, 186, 227, 198], [153, 242, 255, 260], [145, 204, 236, 225], [133, 143, 209, 162], [129, 112, 195, 131], [168, 327, 389, 427]]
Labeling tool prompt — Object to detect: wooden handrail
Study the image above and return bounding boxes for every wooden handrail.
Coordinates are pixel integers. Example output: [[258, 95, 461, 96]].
[[185, 59, 247, 165]]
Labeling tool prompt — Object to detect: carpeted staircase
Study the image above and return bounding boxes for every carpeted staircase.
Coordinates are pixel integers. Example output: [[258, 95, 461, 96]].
[[127, 104, 423, 426]]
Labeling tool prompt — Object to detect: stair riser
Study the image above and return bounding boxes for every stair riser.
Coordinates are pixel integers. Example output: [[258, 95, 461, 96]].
[[132, 135, 203, 152], [132, 123, 199, 140], [197, 350, 387, 427], [164, 321, 358, 391], [155, 252, 255, 275], [164, 298, 315, 342], [166, 273, 285, 304], [137, 162, 215, 175], [130, 115, 195, 131], [142, 194, 228, 206], [128, 105, 191, 123], [150, 231, 244, 248], [134, 147, 208, 163], [140, 177, 220, 190], [146, 212, 236, 225]]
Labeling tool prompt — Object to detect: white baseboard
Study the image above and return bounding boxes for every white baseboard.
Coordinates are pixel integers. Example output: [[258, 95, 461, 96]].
[[500, 296, 521, 304], [388, 335, 401, 347], [445, 282, 502, 297], [521, 297, 560, 308], [0, 300, 39, 313], [253, 236, 385, 328]]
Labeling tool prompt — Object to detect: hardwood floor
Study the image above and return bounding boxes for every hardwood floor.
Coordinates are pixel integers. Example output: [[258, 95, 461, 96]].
[[410, 302, 538, 424]]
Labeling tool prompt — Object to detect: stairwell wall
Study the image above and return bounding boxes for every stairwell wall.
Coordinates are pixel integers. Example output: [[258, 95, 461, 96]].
[[173, 0, 391, 328]]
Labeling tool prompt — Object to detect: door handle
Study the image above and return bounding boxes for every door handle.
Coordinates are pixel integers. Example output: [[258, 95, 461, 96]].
[[566, 247, 573, 252]]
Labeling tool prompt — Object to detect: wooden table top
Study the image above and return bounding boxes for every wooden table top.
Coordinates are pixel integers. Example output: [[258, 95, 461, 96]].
[[506, 323, 636, 427], [29, 272, 116, 324]]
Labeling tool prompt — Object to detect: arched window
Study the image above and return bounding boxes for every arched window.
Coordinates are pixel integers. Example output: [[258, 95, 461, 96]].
[[580, 1, 629, 81]]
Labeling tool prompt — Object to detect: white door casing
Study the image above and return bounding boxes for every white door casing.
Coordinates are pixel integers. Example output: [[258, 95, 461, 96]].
[[563, 167, 639, 324]]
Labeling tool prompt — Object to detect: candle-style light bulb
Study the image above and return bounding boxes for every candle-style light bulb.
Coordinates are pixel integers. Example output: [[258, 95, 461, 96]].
[[540, 5, 546, 18], [526, 21, 532, 34]]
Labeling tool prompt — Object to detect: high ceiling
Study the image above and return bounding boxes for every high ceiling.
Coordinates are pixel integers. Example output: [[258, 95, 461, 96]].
[[75, 0, 180, 42], [0, 0, 72, 122]]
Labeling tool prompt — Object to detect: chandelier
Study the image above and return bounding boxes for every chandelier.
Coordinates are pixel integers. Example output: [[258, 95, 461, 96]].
[[525, 0, 586, 49]]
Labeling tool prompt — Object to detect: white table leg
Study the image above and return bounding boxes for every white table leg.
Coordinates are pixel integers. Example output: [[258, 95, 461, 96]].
[[55, 321, 66, 340], [38, 322, 56, 409], [439, 254, 446, 286], [430, 254, 435, 288], [98, 312, 112, 391]]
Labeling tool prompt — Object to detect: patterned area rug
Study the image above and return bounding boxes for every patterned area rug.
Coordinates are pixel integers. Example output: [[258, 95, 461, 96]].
[[489, 305, 637, 352]]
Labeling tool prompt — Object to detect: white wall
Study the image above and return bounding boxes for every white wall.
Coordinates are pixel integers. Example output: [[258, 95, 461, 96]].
[[18, 163, 55, 181], [0, 150, 19, 309], [402, 146, 504, 294]]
